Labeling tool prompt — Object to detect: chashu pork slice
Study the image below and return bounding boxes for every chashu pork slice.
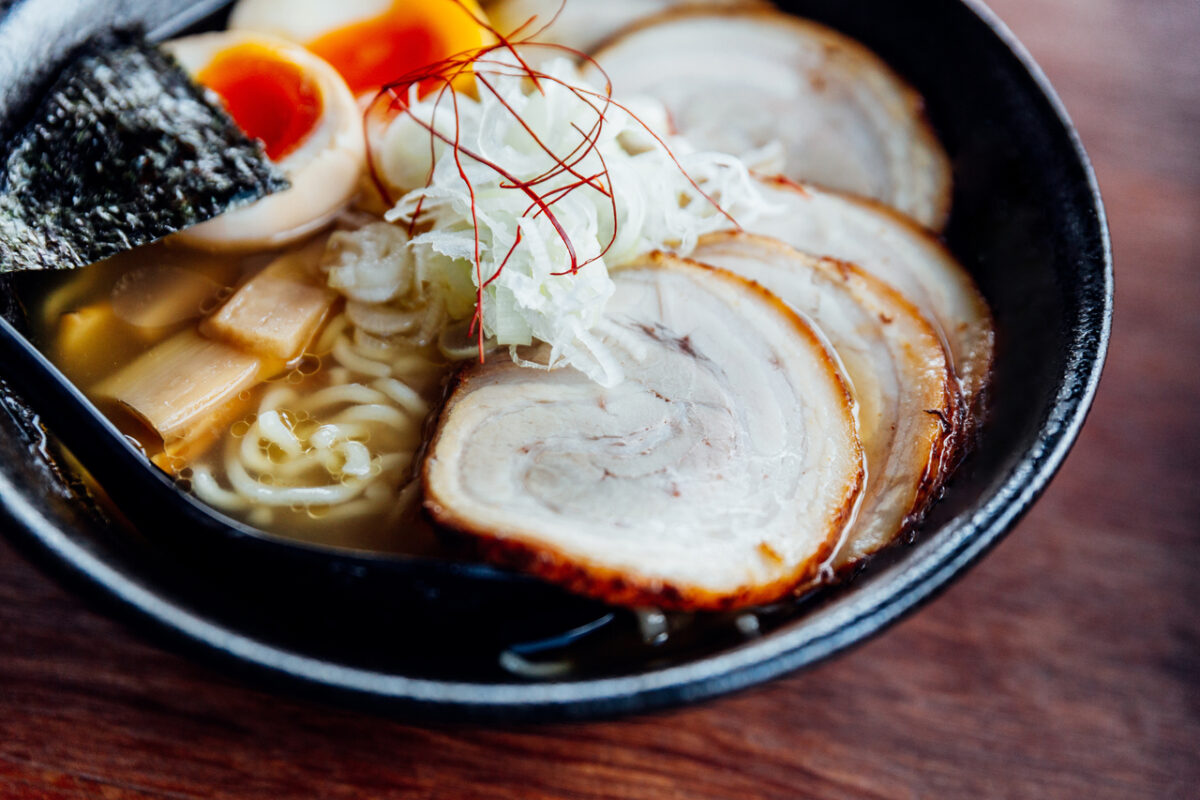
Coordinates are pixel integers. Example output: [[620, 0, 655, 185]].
[[748, 177, 995, 415], [590, 8, 952, 230], [423, 253, 864, 610], [690, 232, 960, 570], [486, 0, 770, 55]]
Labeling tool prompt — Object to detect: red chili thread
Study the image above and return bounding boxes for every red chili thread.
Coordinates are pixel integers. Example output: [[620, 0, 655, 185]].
[[361, 0, 740, 361]]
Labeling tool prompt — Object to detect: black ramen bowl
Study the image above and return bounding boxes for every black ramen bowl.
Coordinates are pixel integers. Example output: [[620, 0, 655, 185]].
[[0, 0, 1111, 721]]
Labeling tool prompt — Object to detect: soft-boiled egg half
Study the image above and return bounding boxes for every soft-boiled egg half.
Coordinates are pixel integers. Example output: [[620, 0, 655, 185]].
[[228, 0, 489, 97], [165, 33, 366, 252]]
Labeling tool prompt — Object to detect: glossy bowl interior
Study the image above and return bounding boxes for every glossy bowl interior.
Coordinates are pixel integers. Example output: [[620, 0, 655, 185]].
[[0, 0, 1110, 720]]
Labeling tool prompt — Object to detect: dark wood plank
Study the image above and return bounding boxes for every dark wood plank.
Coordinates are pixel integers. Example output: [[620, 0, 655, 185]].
[[1, 0, 1197, 797]]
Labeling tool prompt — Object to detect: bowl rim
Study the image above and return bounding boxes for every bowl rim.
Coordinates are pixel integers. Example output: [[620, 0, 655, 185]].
[[0, 0, 1112, 721]]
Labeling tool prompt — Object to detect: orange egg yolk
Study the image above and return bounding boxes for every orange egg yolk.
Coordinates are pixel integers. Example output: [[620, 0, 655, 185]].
[[305, 0, 487, 96], [198, 43, 323, 162]]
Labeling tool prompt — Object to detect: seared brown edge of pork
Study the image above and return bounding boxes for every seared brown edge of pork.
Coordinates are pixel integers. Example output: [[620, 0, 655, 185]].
[[590, 6, 954, 232], [419, 258, 865, 611], [824, 252, 972, 569], [755, 174, 995, 415], [678, 241, 969, 583]]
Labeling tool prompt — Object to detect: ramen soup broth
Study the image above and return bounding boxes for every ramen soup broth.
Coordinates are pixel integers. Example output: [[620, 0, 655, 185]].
[[16, 237, 451, 554]]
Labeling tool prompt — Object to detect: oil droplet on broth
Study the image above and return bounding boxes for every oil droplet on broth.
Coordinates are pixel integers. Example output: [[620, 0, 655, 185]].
[[293, 419, 320, 439], [266, 443, 288, 464], [296, 354, 322, 375]]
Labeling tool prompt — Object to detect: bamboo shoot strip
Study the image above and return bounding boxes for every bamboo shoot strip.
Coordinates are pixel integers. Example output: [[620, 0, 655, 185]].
[[201, 245, 336, 361], [94, 329, 262, 444], [110, 266, 225, 329]]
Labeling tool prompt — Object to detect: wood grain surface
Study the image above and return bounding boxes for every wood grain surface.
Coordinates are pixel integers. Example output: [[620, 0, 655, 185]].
[[2, 0, 1198, 797]]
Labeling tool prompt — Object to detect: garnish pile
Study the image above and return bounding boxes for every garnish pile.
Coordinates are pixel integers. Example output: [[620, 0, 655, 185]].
[[334, 5, 769, 383]]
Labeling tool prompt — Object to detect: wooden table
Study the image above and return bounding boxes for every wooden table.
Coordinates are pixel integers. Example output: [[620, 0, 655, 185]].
[[2, 1, 1197, 797]]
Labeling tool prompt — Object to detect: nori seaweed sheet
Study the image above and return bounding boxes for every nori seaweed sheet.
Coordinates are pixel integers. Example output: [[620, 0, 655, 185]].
[[0, 33, 288, 273]]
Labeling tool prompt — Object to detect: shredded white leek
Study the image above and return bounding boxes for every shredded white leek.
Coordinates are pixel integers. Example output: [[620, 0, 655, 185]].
[[338, 55, 774, 385]]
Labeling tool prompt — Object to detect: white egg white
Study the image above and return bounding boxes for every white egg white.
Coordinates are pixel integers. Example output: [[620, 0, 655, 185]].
[[227, 0, 394, 44], [165, 32, 366, 252]]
